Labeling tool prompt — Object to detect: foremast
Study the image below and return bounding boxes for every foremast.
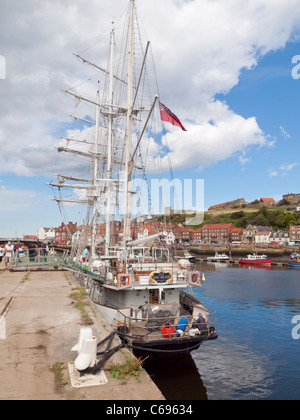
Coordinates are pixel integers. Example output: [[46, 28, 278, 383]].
[[50, 0, 160, 265]]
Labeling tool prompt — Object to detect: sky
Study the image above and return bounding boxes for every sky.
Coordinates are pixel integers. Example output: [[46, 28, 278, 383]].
[[1, 0, 300, 237]]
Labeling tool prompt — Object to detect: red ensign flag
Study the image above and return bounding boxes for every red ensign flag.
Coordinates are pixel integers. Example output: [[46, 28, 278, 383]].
[[159, 102, 187, 131]]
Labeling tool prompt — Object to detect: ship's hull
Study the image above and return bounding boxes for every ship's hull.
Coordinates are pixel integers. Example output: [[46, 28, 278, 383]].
[[129, 331, 218, 356], [84, 276, 217, 356], [207, 257, 229, 261], [288, 261, 300, 268]]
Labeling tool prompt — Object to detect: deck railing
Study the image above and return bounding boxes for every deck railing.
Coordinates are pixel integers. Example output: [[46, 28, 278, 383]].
[[114, 307, 216, 344]]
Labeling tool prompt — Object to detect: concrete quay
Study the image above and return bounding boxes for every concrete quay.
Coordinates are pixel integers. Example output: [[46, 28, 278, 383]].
[[0, 263, 164, 401]]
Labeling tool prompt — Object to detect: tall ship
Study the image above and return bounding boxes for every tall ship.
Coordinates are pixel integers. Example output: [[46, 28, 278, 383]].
[[49, 0, 218, 355]]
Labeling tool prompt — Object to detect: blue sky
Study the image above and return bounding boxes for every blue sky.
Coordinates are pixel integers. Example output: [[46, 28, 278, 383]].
[[154, 39, 300, 215], [1, 0, 300, 237], [205, 41, 300, 205]]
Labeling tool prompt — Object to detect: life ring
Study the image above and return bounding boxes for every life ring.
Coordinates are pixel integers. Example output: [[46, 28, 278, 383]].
[[119, 275, 130, 287], [190, 273, 199, 284], [161, 322, 175, 338]]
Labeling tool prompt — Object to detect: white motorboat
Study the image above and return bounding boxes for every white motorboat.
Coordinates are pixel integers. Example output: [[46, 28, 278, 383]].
[[207, 252, 229, 261]]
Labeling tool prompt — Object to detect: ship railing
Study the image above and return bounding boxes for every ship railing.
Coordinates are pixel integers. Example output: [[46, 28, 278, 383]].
[[113, 307, 216, 344]]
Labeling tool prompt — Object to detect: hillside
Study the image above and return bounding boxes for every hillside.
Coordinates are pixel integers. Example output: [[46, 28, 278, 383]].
[[155, 206, 300, 230], [202, 206, 300, 230]]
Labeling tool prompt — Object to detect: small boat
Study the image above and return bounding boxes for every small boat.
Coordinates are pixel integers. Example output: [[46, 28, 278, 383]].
[[174, 252, 196, 264], [288, 253, 300, 268], [207, 252, 229, 262], [239, 253, 272, 265]]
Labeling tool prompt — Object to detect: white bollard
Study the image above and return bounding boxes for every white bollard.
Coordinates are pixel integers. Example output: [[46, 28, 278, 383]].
[[71, 327, 93, 354], [74, 336, 97, 371]]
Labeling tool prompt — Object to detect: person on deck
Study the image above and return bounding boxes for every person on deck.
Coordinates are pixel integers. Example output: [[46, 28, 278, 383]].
[[82, 246, 90, 262], [176, 316, 189, 336], [195, 314, 207, 332]]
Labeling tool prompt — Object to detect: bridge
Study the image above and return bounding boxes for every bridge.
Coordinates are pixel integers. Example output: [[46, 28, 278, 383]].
[[0, 238, 40, 244]]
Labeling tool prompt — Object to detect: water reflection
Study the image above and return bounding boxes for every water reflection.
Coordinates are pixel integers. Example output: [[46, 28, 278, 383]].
[[193, 338, 274, 400], [142, 353, 208, 400], [257, 298, 300, 315]]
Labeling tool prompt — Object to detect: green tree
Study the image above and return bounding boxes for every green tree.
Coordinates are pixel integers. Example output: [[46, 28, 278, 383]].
[[283, 213, 297, 229]]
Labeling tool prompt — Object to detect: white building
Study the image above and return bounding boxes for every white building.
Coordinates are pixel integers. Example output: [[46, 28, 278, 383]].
[[38, 226, 55, 242], [165, 231, 175, 245], [270, 231, 290, 244], [254, 231, 271, 244]]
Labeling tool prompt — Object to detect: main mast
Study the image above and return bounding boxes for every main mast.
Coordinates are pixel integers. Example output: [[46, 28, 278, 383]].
[[123, 0, 135, 249], [105, 29, 115, 256], [90, 88, 100, 260]]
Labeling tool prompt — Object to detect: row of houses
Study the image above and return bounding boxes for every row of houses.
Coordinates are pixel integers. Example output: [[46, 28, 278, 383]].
[[36, 222, 300, 246], [37, 224, 77, 244]]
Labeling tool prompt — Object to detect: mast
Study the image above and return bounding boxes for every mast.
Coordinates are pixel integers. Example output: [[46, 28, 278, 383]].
[[90, 88, 100, 260], [123, 0, 135, 249], [105, 29, 115, 255]]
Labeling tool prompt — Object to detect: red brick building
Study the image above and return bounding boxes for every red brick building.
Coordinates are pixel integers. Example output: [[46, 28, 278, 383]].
[[201, 223, 234, 243], [190, 227, 202, 242], [230, 227, 243, 243], [55, 222, 77, 245]]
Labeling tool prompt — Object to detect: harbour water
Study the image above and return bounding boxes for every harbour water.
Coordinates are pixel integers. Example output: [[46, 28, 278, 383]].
[[144, 263, 300, 400]]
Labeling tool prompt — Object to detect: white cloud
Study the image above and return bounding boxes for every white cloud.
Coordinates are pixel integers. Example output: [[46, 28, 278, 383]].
[[269, 162, 298, 177], [239, 151, 251, 166], [0, 187, 39, 212], [151, 101, 267, 171], [269, 169, 279, 178], [280, 163, 298, 176], [0, 0, 300, 176], [280, 126, 292, 138]]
